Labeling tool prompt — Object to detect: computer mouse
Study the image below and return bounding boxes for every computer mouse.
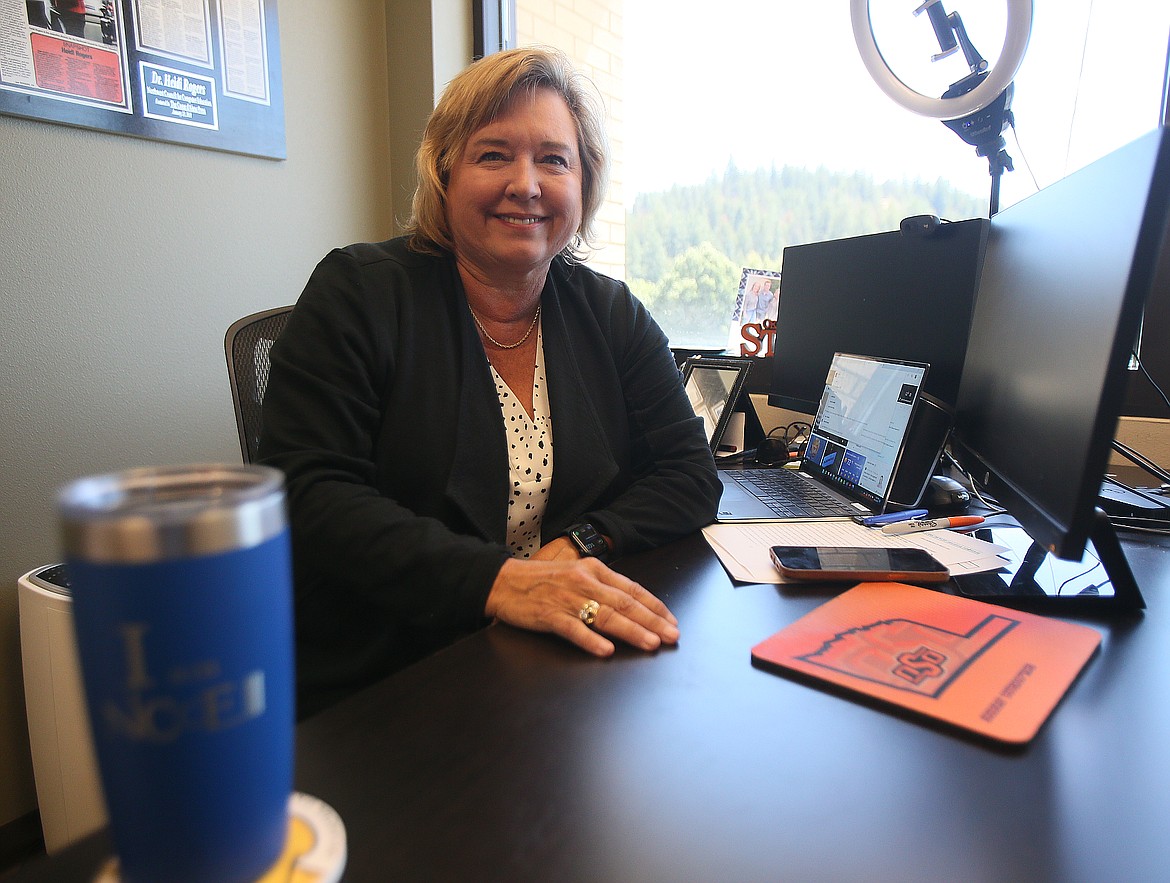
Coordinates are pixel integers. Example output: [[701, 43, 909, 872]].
[[922, 475, 971, 513]]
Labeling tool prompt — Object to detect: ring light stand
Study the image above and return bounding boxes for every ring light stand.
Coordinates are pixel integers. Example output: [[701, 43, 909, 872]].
[[850, 0, 1033, 215]]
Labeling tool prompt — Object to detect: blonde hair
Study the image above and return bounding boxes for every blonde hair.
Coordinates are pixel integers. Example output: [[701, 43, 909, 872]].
[[407, 47, 609, 263]]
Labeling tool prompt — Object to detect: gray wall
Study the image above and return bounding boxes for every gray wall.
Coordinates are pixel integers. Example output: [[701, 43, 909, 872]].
[[0, 0, 469, 830]]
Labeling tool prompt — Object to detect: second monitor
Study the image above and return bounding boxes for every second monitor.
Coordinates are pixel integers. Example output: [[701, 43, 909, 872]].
[[768, 217, 989, 415]]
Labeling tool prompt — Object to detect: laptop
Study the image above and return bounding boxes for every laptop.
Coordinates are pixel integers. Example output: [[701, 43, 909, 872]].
[[715, 352, 928, 522]]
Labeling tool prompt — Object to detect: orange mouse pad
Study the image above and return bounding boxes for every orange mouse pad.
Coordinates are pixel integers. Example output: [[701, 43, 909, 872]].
[[751, 582, 1102, 745]]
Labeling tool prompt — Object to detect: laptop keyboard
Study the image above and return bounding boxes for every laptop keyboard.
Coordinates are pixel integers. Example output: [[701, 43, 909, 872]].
[[728, 469, 861, 518]]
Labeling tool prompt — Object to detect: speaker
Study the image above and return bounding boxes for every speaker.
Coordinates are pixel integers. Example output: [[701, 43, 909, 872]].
[[888, 393, 954, 507]]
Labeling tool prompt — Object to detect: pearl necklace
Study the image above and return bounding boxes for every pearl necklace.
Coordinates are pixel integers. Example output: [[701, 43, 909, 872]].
[[470, 305, 541, 350]]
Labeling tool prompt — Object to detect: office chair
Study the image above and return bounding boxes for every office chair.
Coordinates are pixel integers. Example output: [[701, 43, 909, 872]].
[[224, 306, 293, 463]]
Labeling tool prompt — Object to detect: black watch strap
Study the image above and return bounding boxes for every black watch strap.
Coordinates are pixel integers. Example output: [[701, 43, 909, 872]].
[[565, 523, 610, 561]]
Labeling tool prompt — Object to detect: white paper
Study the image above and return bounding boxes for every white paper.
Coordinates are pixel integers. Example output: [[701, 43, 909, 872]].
[[701, 520, 1008, 584]]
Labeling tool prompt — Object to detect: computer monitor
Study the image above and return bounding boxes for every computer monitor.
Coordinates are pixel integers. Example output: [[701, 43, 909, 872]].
[[949, 126, 1170, 609], [767, 218, 989, 414]]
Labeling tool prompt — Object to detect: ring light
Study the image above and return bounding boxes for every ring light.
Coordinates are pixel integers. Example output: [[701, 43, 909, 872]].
[[850, 0, 1032, 120]]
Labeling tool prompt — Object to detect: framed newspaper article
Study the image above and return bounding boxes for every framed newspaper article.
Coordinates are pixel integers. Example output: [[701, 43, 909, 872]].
[[1, 1, 285, 159]]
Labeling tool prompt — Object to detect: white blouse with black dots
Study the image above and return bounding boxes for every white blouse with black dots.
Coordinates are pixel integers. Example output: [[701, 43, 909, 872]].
[[488, 327, 553, 558]]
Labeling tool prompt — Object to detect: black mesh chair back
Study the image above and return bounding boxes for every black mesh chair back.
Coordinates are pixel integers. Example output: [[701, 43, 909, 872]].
[[224, 306, 293, 463]]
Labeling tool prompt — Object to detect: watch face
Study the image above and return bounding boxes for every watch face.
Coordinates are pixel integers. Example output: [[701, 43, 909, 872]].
[[570, 524, 607, 559]]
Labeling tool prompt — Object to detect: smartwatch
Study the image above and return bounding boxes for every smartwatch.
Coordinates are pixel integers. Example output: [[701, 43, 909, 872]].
[[565, 523, 611, 561]]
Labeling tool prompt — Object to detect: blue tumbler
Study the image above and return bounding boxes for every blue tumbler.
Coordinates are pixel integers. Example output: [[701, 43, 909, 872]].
[[58, 465, 294, 883]]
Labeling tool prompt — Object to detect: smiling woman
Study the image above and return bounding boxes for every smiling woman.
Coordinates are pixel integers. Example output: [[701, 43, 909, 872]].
[[409, 48, 609, 263], [445, 88, 584, 309], [257, 47, 721, 720]]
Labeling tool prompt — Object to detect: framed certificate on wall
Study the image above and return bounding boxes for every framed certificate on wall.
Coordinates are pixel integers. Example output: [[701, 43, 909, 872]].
[[0, 0, 285, 159]]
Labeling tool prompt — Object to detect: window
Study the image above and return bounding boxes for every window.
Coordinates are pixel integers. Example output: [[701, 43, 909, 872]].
[[513, 1, 1170, 348]]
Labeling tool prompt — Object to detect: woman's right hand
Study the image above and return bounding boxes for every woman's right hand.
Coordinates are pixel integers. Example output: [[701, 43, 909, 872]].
[[483, 555, 680, 658]]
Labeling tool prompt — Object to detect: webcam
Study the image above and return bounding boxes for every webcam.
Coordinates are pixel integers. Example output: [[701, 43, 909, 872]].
[[900, 214, 943, 238]]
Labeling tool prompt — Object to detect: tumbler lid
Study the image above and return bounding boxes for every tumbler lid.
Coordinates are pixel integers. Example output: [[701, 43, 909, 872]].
[[58, 464, 287, 564]]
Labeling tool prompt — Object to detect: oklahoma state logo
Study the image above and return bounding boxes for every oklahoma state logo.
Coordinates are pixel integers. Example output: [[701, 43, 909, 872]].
[[797, 614, 1019, 698]]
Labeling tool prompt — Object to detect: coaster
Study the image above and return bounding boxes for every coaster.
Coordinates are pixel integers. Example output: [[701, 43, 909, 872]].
[[94, 791, 347, 882]]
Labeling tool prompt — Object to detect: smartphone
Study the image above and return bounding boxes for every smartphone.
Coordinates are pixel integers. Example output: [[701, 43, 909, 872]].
[[770, 545, 950, 583]]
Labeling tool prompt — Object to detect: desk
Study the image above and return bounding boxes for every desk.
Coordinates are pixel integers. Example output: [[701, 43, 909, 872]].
[[16, 532, 1170, 882]]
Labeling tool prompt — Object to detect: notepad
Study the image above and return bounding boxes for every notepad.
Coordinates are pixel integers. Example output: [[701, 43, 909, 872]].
[[751, 582, 1101, 745]]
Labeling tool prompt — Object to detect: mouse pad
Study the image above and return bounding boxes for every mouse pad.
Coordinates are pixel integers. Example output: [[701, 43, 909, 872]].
[[751, 582, 1101, 745]]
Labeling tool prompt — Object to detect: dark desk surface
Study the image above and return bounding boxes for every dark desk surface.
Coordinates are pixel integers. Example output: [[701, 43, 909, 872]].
[[17, 531, 1170, 882]]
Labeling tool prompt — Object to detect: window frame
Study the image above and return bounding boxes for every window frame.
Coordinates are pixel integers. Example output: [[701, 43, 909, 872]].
[[473, 0, 516, 59]]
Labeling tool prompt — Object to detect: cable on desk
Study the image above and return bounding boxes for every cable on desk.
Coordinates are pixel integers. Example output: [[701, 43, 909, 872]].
[[1055, 549, 1105, 596], [749, 422, 812, 466], [1115, 354, 1170, 489], [940, 448, 1006, 514], [1131, 353, 1170, 412]]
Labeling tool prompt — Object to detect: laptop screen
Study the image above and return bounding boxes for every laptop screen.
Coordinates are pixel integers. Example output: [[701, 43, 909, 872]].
[[802, 353, 928, 509]]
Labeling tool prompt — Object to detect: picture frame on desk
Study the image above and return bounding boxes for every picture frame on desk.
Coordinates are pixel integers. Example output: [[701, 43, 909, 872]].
[[729, 267, 781, 357], [682, 356, 764, 455]]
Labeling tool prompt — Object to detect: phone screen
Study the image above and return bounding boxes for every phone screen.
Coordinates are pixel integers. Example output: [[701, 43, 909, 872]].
[[770, 546, 949, 581]]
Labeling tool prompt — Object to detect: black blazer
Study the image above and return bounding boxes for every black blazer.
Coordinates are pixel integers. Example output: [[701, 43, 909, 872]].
[[260, 237, 719, 714]]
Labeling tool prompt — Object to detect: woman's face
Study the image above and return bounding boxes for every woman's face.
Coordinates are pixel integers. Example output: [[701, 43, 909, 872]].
[[446, 87, 584, 284]]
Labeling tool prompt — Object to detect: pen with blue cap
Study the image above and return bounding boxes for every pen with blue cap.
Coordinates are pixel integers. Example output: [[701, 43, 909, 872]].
[[855, 508, 928, 527]]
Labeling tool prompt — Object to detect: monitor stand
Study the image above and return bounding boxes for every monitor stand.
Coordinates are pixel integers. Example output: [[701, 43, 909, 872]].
[[948, 510, 1146, 613]]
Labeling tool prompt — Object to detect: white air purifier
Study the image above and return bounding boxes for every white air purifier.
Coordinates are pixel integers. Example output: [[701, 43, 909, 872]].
[[17, 564, 107, 853]]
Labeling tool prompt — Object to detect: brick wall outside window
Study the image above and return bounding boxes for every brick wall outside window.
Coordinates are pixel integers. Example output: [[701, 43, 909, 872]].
[[517, 0, 626, 280]]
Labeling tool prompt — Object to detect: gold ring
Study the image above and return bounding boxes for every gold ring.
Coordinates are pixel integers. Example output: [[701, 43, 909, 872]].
[[578, 599, 600, 626]]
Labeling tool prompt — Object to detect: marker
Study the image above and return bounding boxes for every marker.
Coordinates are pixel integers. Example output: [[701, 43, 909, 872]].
[[856, 508, 928, 527], [882, 516, 986, 535]]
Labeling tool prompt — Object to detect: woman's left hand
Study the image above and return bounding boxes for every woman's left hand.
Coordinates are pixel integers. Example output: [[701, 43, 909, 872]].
[[483, 544, 680, 657]]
